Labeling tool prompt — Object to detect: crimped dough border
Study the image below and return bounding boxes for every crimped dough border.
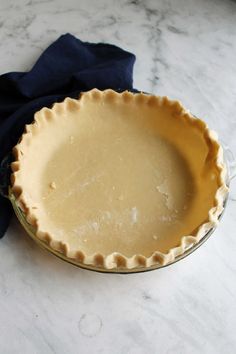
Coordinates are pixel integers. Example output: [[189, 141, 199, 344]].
[[11, 89, 229, 270]]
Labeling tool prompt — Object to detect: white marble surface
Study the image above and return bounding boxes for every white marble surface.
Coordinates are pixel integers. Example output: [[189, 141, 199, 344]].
[[0, 0, 236, 353]]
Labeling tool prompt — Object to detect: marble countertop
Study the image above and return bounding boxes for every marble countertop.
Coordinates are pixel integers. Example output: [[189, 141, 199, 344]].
[[0, 0, 236, 353]]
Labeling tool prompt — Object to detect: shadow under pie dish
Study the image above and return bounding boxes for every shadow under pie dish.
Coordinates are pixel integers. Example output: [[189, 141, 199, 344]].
[[10, 89, 228, 272]]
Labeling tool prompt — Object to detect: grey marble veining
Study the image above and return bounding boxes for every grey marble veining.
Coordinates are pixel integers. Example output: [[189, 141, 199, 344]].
[[0, 0, 236, 353]]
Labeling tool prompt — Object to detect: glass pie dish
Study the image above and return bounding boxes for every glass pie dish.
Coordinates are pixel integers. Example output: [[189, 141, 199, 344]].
[[1, 91, 235, 273]]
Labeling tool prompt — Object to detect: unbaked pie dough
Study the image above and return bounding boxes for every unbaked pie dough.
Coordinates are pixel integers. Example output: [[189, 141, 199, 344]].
[[11, 89, 228, 269]]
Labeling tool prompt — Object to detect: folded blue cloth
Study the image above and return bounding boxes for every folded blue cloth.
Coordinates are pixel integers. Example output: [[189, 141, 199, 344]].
[[0, 33, 136, 238]]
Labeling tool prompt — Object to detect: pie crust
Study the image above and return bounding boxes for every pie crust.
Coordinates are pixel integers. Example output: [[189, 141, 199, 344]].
[[11, 89, 228, 269]]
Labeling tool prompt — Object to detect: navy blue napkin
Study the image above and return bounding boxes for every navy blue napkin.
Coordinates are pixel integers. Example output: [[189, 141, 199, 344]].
[[0, 33, 136, 238]]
